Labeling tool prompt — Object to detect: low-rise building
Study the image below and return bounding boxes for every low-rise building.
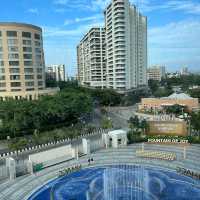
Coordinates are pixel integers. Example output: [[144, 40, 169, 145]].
[[139, 93, 199, 112], [147, 66, 166, 81]]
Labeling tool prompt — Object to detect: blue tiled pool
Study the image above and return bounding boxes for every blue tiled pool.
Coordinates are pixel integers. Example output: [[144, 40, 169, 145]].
[[28, 165, 200, 200]]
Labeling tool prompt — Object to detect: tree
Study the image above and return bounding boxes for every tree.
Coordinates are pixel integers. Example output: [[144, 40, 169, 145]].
[[128, 116, 140, 130], [101, 117, 113, 129]]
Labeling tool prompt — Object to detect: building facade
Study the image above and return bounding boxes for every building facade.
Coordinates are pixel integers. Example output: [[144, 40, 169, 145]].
[[104, 0, 147, 93], [139, 93, 199, 112], [77, 28, 106, 89], [46, 64, 66, 82], [0, 22, 58, 100], [147, 65, 166, 81]]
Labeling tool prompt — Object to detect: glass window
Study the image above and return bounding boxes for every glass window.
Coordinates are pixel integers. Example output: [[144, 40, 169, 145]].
[[10, 75, 20, 80], [0, 61, 4, 66], [9, 61, 19, 66], [0, 54, 2, 59], [7, 39, 18, 45], [0, 31, 1, 37], [37, 68, 43, 73], [34, 33, 40, 40], [23, 47, 32, 52], [24, 68, 33, 73], [0, 47, 2, 52], [0, 75, 5, 80], [38, 81, 43, 86], [25, 82, 34, 86], [7, 31, 17, 37], [35, 41, 41, 46], [23, 54, 32, 59], [37, 74, 43, 79], [25, 75, 34, 80], [24, 61, 33, 66], [11, 82, 21, 87], [23, 40, 31, 45], [22, 32, 31, 38], [26, 88, 34, 91], [8, 46, 18, 52], [0, 68, 5, 73], [0, 83, 6, 87], [8, 54, 19, 59], [35, 48, 41, 53], [35, 54, 41, 60], [9, 68, 20, 73]]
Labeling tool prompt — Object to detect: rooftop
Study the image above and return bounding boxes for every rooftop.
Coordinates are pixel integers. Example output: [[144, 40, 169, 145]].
[[162, 93, 193, 100]]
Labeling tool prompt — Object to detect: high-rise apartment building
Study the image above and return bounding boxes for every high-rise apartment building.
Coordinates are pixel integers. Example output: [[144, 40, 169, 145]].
[[105, 0, 147, 93], [46, 64, 66, 82], [147, 65, 166, 81], [77, 28, 106, 89], [0, 22, 58, 100]]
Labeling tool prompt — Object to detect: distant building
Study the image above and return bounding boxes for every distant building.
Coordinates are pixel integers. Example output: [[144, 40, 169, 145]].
[[166, 72, 180, 78], [180, 67, 189, 76], [147, 66, 166, 81], [77, 27, 106, 89], [46, 64, 66, 82], [139, 93, 199, 112]]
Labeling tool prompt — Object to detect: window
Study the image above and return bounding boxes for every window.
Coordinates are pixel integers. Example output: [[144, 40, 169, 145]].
[[38, 81, 43, 86], [7, 31, 17, 37], [0, 31, 1, 37], [35, 48, 41, 53], [37, 74, 43, 79], [7, 39, 18, 45], [0, 83, 6, 87], [25, 82, 34, 86], [9, 68, 20, 73], [37, 68, 43, 73], [11, 82, 21, 87], [35, 41, 41, 46], [24, 61, 32, 66], [25, 75, 34, 80], [9, 61, 19, 66], [8, 53, 19, 59], [0, 61, 4, 66], [0, 68, 5, 73], [8, 46, 18, 52], [26, 88, 35, 91], [23, 54, 32, 59], [24, 68, 33, 73], [10, 75, 20, 80], [35, 54, 41, 60], [22, 32, 31, 38], [11, 89, 21, 91], [0, 47, 2, 52], [0, 75, 5, 80], [23, 40, 31, 45], [34, 33, 40, 40], [23, 47, 32, 52], [0, 54, 2, 59]]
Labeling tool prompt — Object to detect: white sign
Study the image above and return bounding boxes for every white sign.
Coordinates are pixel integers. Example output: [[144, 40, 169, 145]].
[[148, 138, 189, 144]]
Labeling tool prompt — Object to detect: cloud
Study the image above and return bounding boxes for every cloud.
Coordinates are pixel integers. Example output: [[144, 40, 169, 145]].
[[53, 0, 68, 5], [149, 19, 200, 70], [27, 8, 39, 14], [64, 14, 103, 25]]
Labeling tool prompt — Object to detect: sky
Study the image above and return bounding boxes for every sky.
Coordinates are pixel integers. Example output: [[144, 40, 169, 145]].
[[0, 0, 200, 76]]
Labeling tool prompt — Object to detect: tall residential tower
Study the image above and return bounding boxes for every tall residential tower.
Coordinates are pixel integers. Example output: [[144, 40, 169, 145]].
[[77, 28, 106, 89], [105, 0, 147, 93]]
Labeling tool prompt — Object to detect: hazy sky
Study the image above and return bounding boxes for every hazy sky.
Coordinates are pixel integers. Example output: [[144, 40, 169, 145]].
[[1, 0, 200, 75]]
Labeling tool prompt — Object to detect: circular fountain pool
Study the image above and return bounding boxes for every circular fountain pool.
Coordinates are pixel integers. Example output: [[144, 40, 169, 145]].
[[28, 165, 200, 200]]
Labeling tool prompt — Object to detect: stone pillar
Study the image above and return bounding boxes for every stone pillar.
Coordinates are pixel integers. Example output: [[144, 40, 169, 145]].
[[82, 138, 91, 155], [27, 160, 33, 174], [102, 133, 109, 148], [6, 157, 16, 180]]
